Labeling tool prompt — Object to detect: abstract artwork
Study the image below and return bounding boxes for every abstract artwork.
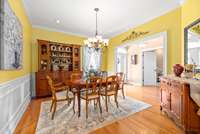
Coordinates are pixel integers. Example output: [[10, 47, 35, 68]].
[[0, 0, 23, 70]]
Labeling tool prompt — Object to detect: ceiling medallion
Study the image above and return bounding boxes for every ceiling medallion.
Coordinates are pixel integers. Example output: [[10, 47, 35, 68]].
[[84, 8, 109, 49], [122, 30, 149, 43]]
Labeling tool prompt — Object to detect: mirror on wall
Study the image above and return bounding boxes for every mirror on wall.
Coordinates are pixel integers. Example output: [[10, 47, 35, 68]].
[[185, 18, 200, 68]]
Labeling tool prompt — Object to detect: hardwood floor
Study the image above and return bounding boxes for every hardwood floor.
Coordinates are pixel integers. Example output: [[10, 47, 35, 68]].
[[14, 85, 184, 134]]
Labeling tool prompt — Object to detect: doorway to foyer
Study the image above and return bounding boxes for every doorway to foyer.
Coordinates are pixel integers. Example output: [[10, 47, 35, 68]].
[[115, 32, 167, 86]]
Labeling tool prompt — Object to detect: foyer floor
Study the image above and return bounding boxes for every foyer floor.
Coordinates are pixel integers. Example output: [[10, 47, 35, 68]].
[[14, 85, 184, 134]]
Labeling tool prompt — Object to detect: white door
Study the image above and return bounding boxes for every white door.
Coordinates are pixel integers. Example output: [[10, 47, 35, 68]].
[[116, 54, 127, 78], [143, 51, 157, 86]]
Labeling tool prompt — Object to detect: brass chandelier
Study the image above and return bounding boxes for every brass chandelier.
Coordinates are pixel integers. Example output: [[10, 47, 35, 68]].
[[84, 8, 109, 48]]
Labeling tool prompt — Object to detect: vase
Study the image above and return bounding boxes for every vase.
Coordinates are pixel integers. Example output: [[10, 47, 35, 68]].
[[173, 64, 184, 77]]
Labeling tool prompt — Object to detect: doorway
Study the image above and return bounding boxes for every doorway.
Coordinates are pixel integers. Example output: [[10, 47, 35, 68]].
[[115, 31, 167, 86], [142, 51, 157, 85], [115, 47, 127, 81], [117, 54, 126, 73], [142, 48, 163, 86]]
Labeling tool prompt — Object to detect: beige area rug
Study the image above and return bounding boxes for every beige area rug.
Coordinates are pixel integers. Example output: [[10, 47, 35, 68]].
[[36, 95, 151, 134]]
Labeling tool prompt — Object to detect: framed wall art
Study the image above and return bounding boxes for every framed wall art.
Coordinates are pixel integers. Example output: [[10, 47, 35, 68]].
[[131, 54, 137, 65], [0, 0, 23, 70]]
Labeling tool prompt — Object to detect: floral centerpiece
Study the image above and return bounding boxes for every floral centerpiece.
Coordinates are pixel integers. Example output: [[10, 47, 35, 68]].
[[84, 69, 100, 79], [185, 64, 196, 72], [194, 73, 200, 80], [183, 64, 197, 79]]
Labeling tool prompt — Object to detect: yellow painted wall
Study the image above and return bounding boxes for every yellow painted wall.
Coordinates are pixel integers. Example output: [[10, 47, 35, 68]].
[[32, 27, 107, 72], [108, 8, 182, 73], [101, 47, 107, 71], [2, 0, 198, 83], [0, 0, 32, 83], [181, 0, 200, 63]]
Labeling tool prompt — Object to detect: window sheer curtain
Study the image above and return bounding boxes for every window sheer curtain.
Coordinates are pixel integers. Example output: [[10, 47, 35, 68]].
[[83, 47, 102, 75]]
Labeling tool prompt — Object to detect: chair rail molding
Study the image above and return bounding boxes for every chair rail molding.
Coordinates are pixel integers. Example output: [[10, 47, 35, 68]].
[[0, 74, 31, 134]]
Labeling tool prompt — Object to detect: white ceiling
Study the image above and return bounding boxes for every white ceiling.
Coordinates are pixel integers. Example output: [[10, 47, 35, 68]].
[[23, 0, 183, 38]]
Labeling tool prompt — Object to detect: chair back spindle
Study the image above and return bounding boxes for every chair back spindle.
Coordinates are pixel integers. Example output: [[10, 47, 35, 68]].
[[85, 77, 102, 99], [106, 75, 118, 94], [116, 72, 125, 99], [46, 75, 57, 100]]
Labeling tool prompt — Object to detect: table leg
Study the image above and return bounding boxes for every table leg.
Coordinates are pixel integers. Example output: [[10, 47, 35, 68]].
[[78, 86, 81, 117]]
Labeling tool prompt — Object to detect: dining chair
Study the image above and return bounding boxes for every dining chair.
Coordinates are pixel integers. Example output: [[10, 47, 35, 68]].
[[116, 72, 125, 99], [100, 75, 119, 112], [46, 75, 75, 120], [70, 72, 83, 94], [81, 77, 102, 119]]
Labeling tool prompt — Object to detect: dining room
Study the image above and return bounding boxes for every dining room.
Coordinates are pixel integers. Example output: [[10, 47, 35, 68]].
[[0, 0, 200, 134], [32, 39, 153, 133]]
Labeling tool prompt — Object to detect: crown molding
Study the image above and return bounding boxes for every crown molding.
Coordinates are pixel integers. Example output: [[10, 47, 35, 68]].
[[32, 25, 88, 39]]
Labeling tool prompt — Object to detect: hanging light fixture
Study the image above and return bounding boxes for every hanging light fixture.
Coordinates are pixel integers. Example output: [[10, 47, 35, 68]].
[[84, 8, 109, 48]]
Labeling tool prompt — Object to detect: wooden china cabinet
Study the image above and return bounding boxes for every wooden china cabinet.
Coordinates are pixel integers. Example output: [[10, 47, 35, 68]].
[[36, 40, 82, 97], [160, 76, 200, 133]]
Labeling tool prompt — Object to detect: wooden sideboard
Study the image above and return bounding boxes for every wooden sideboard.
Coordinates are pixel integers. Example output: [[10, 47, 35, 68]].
[[36, 71, 82, 97], [160, 77, 200, 133]]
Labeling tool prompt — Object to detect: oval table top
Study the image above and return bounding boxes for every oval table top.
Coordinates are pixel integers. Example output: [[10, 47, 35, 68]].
[[64, 78, 107, 87]]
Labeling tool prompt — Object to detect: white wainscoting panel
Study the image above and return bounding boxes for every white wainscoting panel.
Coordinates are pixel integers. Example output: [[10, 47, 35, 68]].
[[0, 74, 31, 134]]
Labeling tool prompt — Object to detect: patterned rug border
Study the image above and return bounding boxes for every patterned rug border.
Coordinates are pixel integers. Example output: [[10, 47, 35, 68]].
[[37, 96, 152, 134], [79, 96, 152, 133]]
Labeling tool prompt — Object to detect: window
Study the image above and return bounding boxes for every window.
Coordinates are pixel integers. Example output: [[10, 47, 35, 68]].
[[83, 47, 102, 72]]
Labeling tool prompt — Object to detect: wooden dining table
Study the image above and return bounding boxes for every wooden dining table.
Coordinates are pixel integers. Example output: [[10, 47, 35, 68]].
[[64, 78, 107, 117]]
